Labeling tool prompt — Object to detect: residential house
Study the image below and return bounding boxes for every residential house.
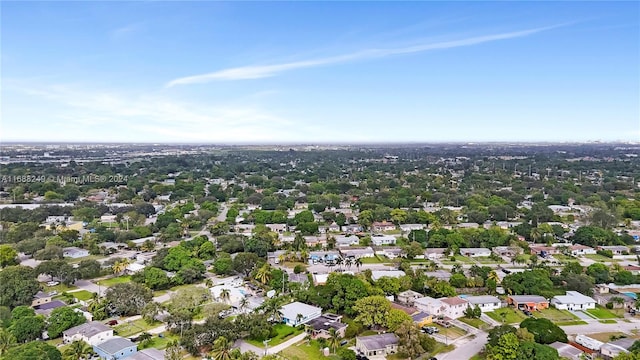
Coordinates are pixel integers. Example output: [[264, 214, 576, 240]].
[[340, 247, 375, 259], [62, 247, 89, 259], [457, 222, 480, 229], [551, 291, 596, 310], [356, 333, 399, 357], [624, 265, 640, 275], [34, 300, 67, 317], [424, 248, 447, 260], [399, 224, 425, 232], [414, 297, 444, 317], [32, 291, 52, 307], [600, 338, 635, 359], [465, 295, 502, 312], [460, 248, 491, 258], [371, 270, 405, 281], [529, 246, 560, 257], [492, 246, 522, 257], [280, 302, 322, 326], [234, 224, 255, 235], [411, 312, 433, 327], [370, 234, 397, 246], [304, 236, 326, 247], [309, 251, 339, 264], [93, 336, 137, 360], [334, 235, 360, 247], [440, 297, 470, 319], [328, 222, 341, 232], [396, 290, 423, 307], [266, 224, 287, 234], [549, 342, 586, 360], [507, 295, 549, 311], [127, 349, 166, 360], [306, 314, 347, 339], [371, 221, 396, 232], [598, 246, 629, 255], [343, 224, 363, 234], [570, 245, 597, 257], [63, 321, 113, 345], [375, 247, 405, 259]]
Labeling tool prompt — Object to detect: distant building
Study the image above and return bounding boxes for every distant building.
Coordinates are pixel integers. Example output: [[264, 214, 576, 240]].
[[306, 314, 347, 339], [460, 248, 491, 257], [549, 342, 585, 360], [127, 349, 166, 360], [370, 234, 396, 246], [600, 338, 635, 359], [356, 333, 399, 357], [371, 221, 396, 232], [371, 270, 405, 281], [340, 247, 375, 259], [424, 248, 447, 260], [31, 291, 52, 307], [62, 247, 89, 259], [396, 290, 423, 307]]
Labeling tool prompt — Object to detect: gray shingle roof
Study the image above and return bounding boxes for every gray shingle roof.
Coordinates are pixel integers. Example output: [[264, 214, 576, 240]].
[[358, 333, 398, 351], [63, 321, 111, 338], [94, 337, 136, 355]]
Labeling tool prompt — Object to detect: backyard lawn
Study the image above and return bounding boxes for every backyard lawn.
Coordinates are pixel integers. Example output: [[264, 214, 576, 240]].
[[114, 319, 162, 337], [360, 256, 385, 264], [588, 332, 631, 343], [587, 306, 620, 319], [247, 324, 303, 348], [486, 308, 527, 324], [139, 333, 180, 350], [43, 283, 78, 293], [441, 255, 474, 264], [281, 340, 341, 360], [434, 325, 466, 339], [585, 254, 618, 262], [96, 275, 132, 287]]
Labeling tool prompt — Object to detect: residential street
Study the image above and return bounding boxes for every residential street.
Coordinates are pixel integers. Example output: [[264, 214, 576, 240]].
[[437, 331, 488, 360]]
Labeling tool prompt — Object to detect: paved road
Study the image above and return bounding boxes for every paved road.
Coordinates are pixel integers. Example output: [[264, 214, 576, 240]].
[[437, 331, 488, 360], [74, 279, 106, 296]]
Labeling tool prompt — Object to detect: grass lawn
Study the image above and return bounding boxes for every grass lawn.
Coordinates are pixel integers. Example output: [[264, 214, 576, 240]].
[[585, 254, 617, 262], [283, 261, 308, 269], [69, 290, 96, 301], [432, 343, 456, 356], [139, 333, 180, 350], [486, 308, 527, 324], [587, 306, 620, 319], [588, 332, 630, 342], [67, 254, 105, 264], [114, 319, 161, 337], [247, 324, 303, 347], [281, 340, 341, 360], [96, 275, 132, 287], [459, 317, 489, 330], [43, 283, 78, 293], [552, 254, 575, 262], [536, 308, 579, 322], [474, 257, 504, 264], [434, 325, 466, 339], [441, 255, 474, 264], [360, 256, 385, 264]]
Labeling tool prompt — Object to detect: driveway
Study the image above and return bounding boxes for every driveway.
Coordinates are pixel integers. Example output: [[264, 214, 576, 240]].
[[569, 310, 596, 321], [437, 331, 488, 360], [74, 279, 106, 296]]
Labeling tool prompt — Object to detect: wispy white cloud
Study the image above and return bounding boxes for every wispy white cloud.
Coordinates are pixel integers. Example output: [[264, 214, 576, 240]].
[[166, 24, 565, 87], [5, 84, 302, 143], [110, 23, 143, 40]]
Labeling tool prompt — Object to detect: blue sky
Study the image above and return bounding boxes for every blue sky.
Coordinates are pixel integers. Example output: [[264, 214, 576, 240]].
[[2, 2, 639, 143]]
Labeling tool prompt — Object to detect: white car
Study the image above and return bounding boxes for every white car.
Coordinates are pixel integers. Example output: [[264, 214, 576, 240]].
[[46, 281, 59, 286]]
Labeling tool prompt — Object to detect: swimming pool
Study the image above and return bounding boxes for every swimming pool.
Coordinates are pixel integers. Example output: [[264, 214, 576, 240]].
[[623, 292, 637, 300]]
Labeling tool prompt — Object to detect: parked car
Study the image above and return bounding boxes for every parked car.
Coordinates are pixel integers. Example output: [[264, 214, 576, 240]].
[[46, 281, 59, 286], [523, 310, 532, 316], [106, 320, 118, 326]]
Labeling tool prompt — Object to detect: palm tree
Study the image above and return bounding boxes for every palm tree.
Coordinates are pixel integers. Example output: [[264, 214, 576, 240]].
[[239, 297, 249, 313], [112, 258, 130, 275], [165, 341, 182, 360], [210, 336, 233, 360], [344, 257, 353, 269], [327, 328, 341, 354], [296, 313, 304, 326], [355, 258, 362, 270], [300, 249, 309, 263], [0, 329, 16, 356], [488, 271, 500, 284], [63, 340, 94, 360], [530, 227, 542, 243], [254, 264, 272, 284], [262, 299, 283, 323], [219, 288, 231, 304], [335, 257, 344, 270]]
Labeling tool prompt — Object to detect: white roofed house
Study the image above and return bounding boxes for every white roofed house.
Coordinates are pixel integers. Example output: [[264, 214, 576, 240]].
[[414, 297, 445, 317], [551, 291, 596, 310], [464, 295, 502, 312], [570, 244, 596, 257], [375, 247, 405, 259], [425, 248, 447, 260], [399, 224, 425, 232], [266, 224, 287, 234], [371, 270, 406, 281], [280, 302, 322, 327], [334, 235, 360, 247], [460, 248, 491, 258], [396, 290, 423, 307], [371, 221, 397, 232], [370, 234, 397, 246], [63, 321, 113, 345], [63, 247, 89, 259], [340, 247, 375, 259]]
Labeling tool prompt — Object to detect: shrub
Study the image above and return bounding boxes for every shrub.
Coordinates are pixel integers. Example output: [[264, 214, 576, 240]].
[[606, 302, 614, 309], [294, 264, 307, 274]]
